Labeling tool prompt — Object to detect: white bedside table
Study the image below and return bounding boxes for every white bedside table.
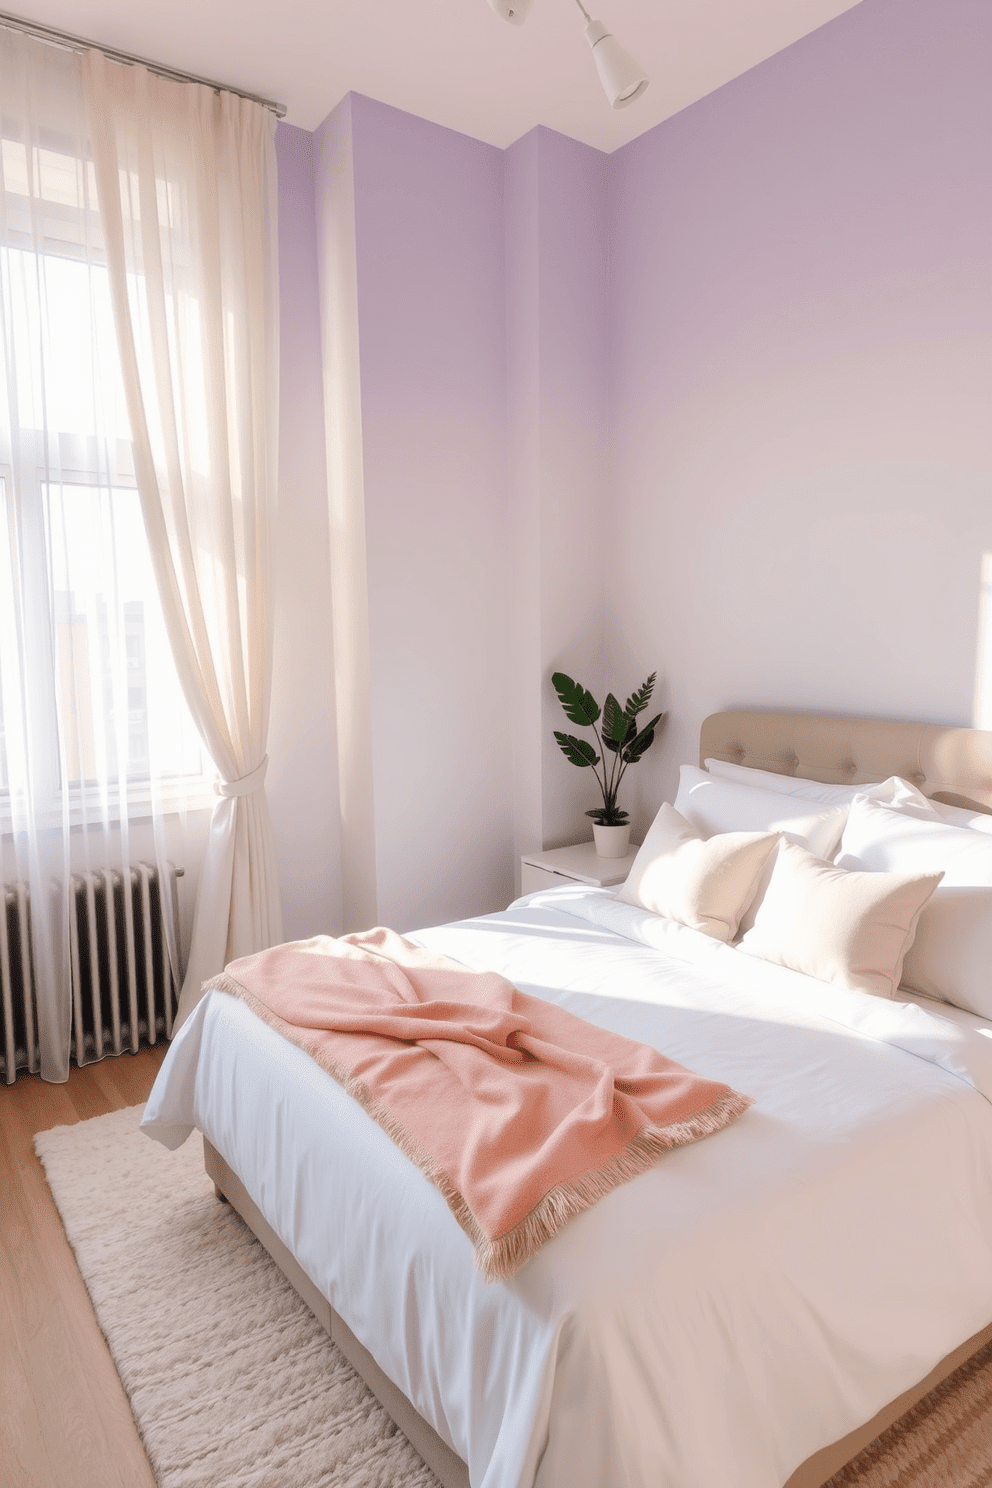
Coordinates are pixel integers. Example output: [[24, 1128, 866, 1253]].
[[519, 840, 639, 896]]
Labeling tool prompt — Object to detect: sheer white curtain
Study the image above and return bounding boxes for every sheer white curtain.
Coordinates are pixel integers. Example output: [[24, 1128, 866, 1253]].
[[82, 51, 283, 1027], [0, 29, 204, 1081]]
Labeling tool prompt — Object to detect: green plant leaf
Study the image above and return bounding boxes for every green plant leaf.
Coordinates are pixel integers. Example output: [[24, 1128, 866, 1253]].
[[621, 711, 665, 763], [624, 672, 657, 720], [554, 731, 600, 768], [552, 671, 601, 728], [602, 693, 629, 752]]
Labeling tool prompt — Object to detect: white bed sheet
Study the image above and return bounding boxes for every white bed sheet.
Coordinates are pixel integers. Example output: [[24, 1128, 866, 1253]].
[[143, 886, 992, 1488]]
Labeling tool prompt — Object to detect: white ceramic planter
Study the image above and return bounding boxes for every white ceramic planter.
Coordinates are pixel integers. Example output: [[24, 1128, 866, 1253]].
[[593, 823, 631, 858]]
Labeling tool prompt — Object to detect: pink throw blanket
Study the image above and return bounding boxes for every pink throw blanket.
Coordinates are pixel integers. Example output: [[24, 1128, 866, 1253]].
[[208, 928, 752, 1281]]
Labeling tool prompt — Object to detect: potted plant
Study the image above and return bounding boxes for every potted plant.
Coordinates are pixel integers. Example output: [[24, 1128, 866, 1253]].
[[551, 670, 665, 857]]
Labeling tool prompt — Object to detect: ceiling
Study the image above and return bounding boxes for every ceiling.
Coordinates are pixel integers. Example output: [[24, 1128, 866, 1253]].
[[5, 0, 862, 152]]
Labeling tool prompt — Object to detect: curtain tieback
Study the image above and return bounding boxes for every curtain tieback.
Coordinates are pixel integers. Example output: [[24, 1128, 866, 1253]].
[[215, 756, 269, 799]]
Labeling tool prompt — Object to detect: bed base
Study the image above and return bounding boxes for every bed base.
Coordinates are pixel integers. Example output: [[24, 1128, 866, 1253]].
[[203, 1135, 992, 1488], [203, 1137, 470, 1488]]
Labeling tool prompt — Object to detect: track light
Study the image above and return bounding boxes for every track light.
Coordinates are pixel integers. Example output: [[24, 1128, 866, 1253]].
[[573, 0, 649, 108], [487, 0, 649, 110]]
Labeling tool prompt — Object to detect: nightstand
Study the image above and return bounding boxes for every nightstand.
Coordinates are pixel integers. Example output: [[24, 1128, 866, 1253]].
[[519, 840, 639, 896]]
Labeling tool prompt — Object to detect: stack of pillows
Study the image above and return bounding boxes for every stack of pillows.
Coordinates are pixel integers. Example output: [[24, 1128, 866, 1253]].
[[618, 760, 992, 1017]]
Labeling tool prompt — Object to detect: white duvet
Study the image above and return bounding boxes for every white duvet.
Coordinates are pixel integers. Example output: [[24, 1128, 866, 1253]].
[[143, 886, 992, 1488]]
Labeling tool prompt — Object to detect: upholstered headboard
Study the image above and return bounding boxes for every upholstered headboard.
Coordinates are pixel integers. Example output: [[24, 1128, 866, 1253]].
[[699, 711, 992, 815]]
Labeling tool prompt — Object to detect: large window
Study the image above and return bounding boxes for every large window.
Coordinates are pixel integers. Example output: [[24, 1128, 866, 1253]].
[[46, 479, 205, 787], [0, 144, 209, 814]]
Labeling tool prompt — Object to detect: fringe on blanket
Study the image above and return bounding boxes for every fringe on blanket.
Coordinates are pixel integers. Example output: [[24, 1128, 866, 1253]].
[[210, 972, 752, 1283]]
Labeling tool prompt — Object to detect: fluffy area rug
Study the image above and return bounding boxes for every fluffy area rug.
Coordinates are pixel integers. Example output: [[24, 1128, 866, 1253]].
[[36, 1105, 440, 1488], [36, 1104, 992, 1488]]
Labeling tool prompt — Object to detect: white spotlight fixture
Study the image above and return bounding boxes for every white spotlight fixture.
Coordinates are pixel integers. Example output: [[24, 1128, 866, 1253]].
[[487, 0, 535, 23], [487, 0, 648, 110], [572, 0, 649, 108]]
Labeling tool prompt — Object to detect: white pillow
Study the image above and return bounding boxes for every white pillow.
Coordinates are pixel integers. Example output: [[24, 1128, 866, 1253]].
[[837, 797, 992, 1016], [618, 803, 780, 942], [703, 759, 966, 825], [704, 758, 879, 806], [738, 840, 942, 999], [702, 759, 991, 832], [929, 799, 992, 835], [675, 766, 848, 860], [857, 775, 940, 818], [847, 775, 992, 834]]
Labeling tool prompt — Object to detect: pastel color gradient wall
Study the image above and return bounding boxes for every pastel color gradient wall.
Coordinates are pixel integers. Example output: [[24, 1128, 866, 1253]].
[[266, 121, 342, 942], [348, 96, 515, 928], [607, 0, 992, 827], [266, 0, 992, 936], [504, 127, 609, 868]]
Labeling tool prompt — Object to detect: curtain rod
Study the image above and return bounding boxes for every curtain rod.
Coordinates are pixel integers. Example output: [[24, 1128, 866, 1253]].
[[0, 8, 288, 118]]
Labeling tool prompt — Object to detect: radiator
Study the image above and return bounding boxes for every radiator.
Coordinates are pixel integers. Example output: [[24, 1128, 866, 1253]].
[[0, 862, 183, 1084]]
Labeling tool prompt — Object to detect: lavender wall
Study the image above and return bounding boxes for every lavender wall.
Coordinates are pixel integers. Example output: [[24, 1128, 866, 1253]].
[[348, 96, 516, 928], [504, 129, 544, 876], [608, 0, 992, 824], [268, 121, 343, 939], [505, 128, 610, 865], [268, 0, 990, 934], [534, 131, 609, 850], [274, 102, 610, 934]]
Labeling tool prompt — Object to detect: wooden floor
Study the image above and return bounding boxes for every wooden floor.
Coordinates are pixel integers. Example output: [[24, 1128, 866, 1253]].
[[0, 1046, 167, 1488]]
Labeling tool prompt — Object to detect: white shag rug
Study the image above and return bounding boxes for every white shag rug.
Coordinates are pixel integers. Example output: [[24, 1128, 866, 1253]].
[[35, 1105, 441, 1488]]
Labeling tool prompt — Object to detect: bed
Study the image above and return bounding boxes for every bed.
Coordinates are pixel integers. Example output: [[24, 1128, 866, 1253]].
[[142, 710, 992, 1488]]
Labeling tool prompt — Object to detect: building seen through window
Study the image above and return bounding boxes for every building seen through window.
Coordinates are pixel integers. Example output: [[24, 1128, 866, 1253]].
[[53, 591, 151, 784], [0, 160, 208, 809]]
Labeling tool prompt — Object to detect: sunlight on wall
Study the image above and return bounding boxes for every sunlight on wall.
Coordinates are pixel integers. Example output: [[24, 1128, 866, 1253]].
[[973, 554, 992, 728]]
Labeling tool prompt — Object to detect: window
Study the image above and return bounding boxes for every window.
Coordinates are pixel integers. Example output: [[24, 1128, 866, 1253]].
[[0, 142, 210, 815], [45, 479, 203, 788]]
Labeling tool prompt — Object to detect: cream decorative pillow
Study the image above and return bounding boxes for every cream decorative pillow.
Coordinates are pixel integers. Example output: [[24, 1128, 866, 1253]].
[[619, 802, 780, 943], [738, 840, 942, 999]]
